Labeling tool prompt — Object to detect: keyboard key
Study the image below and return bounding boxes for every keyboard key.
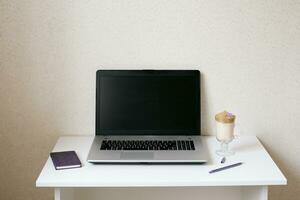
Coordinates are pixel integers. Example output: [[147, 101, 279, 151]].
[[181, 141, 186, 150], [186, 141, 191, 150], [177, 141, 182, 150], [190, 141, 195, 150]]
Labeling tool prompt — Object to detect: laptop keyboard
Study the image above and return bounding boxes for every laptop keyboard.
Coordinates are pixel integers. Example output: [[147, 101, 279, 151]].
[[100, 140, 195, 151]]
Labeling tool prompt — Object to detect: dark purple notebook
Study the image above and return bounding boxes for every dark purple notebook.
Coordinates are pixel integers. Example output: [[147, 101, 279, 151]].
[[50, 151, 82, 170]]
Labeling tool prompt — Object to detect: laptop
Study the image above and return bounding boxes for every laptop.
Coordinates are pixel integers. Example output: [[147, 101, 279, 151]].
[[87, 70, 208, 164]]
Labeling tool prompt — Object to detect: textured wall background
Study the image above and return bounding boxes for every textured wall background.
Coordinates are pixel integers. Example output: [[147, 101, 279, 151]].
[[0, 0, 299, 199]]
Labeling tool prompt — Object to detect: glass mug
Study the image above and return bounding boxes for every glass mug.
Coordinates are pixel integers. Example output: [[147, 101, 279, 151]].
[[215, 120, 235, 156]]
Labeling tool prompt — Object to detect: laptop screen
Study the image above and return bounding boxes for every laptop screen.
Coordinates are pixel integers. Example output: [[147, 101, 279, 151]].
[[96, 70, 200, 135]]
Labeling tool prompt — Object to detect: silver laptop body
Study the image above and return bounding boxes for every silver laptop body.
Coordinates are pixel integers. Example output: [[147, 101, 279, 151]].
[[87, 70, 208, 164]]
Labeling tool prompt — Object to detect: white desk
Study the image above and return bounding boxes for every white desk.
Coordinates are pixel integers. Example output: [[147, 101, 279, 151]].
[[36, 136, 286, 200]]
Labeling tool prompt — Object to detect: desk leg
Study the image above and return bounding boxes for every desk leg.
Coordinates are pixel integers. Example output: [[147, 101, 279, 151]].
[[242, 186, 268, 200], [54, 188, 74, 200], [54, 188, 61, 200]]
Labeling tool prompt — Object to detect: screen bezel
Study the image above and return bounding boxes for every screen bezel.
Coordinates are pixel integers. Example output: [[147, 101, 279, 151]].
[[95, 70, 201, 135]]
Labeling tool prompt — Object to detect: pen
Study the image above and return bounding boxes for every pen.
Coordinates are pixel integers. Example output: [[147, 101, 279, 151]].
[[209, 162, 243, 174]]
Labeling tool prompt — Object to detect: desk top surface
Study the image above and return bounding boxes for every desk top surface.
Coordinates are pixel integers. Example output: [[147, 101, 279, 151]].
[[36, 135, 286, 187]]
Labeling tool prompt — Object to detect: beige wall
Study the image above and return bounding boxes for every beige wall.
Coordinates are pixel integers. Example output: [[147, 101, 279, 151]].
[[1, 0, 299, 199]]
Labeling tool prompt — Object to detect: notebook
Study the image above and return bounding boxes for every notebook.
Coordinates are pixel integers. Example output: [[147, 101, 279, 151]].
[[50, 151, 82, 170]]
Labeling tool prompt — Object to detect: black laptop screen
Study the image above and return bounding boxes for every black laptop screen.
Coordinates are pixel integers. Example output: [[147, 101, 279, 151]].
[[96, 70, 200, 135]]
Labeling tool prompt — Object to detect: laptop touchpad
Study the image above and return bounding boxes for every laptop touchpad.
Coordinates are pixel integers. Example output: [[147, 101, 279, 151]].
[[121, 152, 154, 160]]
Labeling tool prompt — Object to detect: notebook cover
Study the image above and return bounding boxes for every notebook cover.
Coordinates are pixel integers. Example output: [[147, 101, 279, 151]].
[[50, 151, 82, 170]]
